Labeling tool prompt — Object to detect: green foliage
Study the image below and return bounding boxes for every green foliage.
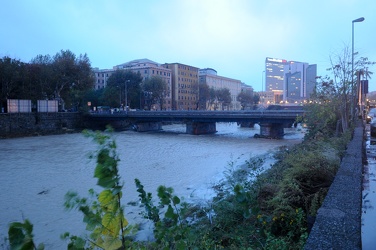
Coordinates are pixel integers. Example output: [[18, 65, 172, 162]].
[[64, 128, 134, 249], [198, 82, 210, 110], [135, 179, 198, 249], [237, 90, 255, 110], [8, 219, 44, 250], [106, 70, 142, 109], [142, 75, 167, 110], [0, 51, 94, 111], [302, 102, 339, 139]]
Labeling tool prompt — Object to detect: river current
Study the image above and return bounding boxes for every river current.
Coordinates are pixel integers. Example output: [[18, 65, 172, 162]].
[[0, 123, 305, 249]]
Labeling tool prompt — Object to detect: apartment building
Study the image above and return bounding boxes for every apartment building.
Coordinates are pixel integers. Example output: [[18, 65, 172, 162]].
[[114, 59, 173, 110], [163, 63, 199, 110], [93, 59, 173, 110], [92, 68, 113, 90], [199, 68, 242, 110]]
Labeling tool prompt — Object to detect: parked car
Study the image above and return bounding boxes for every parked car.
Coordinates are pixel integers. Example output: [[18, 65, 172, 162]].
[[367, 108, 376, 124]]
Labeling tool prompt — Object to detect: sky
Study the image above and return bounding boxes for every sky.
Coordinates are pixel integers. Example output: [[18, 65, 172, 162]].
[[1, 0, 375, 92]]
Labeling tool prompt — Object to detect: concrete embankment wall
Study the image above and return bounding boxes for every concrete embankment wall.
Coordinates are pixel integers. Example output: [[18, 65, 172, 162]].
[[0, 112, 83, 138], [304, 121, 364, 250]]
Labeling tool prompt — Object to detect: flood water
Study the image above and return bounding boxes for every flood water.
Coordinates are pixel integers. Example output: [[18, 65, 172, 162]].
[[0, 123, 305, 249]]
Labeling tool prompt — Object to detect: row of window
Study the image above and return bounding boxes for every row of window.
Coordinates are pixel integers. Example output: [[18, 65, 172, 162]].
[[179, 71, 197, 78], [177, 65, 195, 71], [179, 90, 197, 95], [178, 96, 196, 101], [150, 70, 171, 76]]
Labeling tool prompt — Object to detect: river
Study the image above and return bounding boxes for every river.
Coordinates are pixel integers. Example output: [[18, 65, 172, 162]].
[[0, 123, 305, 249]]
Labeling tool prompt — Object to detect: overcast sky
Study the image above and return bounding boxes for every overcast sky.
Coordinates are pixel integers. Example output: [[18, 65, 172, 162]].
[[1, 0, 375, 91]]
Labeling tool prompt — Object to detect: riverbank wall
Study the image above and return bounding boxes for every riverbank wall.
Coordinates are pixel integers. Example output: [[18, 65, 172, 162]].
[[0, 112, 84, 138], [304, 120, 365, 249]]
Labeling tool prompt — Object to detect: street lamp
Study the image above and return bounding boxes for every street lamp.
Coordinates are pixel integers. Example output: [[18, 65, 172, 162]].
[[261, 70, 265, 105], [125, 80, 130, 110], [352, 17, 365, 119]]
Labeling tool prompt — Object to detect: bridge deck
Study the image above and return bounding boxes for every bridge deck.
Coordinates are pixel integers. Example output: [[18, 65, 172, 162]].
[[87, 110, 305, 124]]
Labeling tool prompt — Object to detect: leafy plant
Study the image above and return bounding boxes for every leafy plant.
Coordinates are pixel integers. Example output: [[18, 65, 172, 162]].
[[136, 179, 198, 249], [64, 128, 134, 249], [7, 219, 45, 250]]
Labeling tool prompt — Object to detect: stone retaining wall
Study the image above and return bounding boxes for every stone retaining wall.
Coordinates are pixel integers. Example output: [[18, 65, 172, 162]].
[[304, 121, 364, 249], [0, 112, 83, 138]]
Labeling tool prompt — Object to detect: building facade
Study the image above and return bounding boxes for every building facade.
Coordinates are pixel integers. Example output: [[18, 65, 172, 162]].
[[265, 57, 288, 92], [199, 68, 242, 110], [265, 57, 317, 104], [114, 59, 172, 110], [92, 68, 113, 90], [93, 59, 173, 110], [163, 63, 199, 110]]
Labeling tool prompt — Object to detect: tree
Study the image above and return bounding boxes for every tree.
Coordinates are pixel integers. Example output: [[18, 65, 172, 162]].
[[216, 88, 232, 110], [325, 47, 375, 132], [105, 70, 142, 109], [198, 83, 210, 110], [29, 54, 54, 101], [237, 91, 254, 110], [142, 75, 167, 110], [0, 57, 25, 111], [51, 50, 94, 110], [253, 93, 260, 106]]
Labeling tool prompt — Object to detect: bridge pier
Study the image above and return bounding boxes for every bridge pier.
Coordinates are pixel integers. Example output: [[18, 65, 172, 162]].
[[134, 122, 162, 132], [259, 123, 284, 139], [186, 122, 216, 135]]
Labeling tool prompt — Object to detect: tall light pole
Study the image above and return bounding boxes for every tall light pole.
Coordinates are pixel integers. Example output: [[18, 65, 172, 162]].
[[125, 79, 130, 110], [261, 70, 265, 105], [352, 17, 365, 120]]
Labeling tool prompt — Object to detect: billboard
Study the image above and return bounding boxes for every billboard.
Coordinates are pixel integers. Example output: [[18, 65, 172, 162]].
[[37, 100, 58, 112], [7, 99, 32, 113]]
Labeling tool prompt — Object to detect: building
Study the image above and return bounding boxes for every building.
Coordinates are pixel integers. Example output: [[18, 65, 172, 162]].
[[199, 68, 242, 110], [114, 59, 172, 110], [93, 59, 173, 110], [265, 57, 317, 104], [92, 68, 113, 90], [163, 63, 199, 110], [283, 61, 317, 103], [265, 57, 288, 92]]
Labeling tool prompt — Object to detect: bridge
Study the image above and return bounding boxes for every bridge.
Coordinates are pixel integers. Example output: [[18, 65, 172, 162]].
[[85, 109, 305, 138]]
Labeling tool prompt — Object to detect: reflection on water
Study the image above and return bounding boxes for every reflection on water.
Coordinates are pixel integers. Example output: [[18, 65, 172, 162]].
[[0, 123, 304, 249]]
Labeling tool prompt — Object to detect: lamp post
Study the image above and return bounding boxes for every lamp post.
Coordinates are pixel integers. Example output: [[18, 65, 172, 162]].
[[262, 70, 265, 105], [352, 17, 365, 120], [125, 80, 130, 110]]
